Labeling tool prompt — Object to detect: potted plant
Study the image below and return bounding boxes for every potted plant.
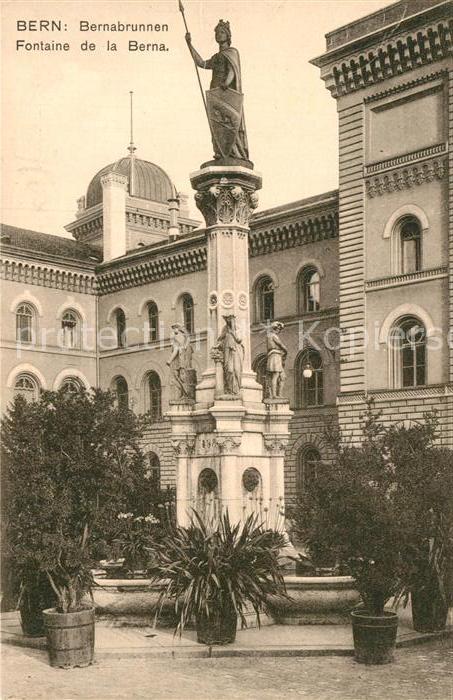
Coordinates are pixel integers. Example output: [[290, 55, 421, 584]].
[[296, 404, 404, 664], [149, 510, 287, 644], [1, 387, 149, 666], [387, 419, 453, 632]]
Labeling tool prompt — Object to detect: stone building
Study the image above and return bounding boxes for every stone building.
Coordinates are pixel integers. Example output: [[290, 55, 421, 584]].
[[1, 0, 452, 500]]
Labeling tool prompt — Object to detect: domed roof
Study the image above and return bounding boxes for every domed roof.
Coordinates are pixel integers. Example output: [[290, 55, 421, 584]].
[[86, 155, 175, 208]]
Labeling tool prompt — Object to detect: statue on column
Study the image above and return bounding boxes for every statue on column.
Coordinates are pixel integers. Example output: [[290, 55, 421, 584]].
[[213, 315, 244, 396], [266, 322, 287, 399], [167, 323, 196, 401], [185, 20, 249, 161]]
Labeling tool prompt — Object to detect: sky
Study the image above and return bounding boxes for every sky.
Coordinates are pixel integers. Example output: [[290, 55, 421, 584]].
[[2, 0, 391, 237]]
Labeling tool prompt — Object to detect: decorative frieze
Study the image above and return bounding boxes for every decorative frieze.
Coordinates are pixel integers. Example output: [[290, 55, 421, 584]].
[[97, 245, 208, 294], [366, 157, 447, 198], [0, 258, 97, 295], [195, 434, 242, 455], [366, 267, 448, 291], [365, 143, 448, 176], [249, 211, 338, 257], [195, 179, 259, 227]]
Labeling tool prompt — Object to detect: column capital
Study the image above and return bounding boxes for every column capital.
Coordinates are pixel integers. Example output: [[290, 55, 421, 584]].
[[190, 166, 262, 228]]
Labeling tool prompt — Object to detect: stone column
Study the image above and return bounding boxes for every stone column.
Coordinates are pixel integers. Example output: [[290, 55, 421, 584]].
[[190, 166, 262, 408]]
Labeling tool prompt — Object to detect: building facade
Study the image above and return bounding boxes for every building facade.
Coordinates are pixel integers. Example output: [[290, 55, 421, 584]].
[[1, 0, 452, 500]]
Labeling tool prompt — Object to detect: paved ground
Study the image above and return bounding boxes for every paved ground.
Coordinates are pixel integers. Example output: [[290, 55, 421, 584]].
[[2, 637, 452, 700]]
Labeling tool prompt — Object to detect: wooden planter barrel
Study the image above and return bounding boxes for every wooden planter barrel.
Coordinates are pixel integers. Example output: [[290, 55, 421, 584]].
[[43, 606, 95, 668]]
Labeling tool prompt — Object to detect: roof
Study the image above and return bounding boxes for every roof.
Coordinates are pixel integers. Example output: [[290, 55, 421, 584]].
[[0, 223, 101, 265], [86, 155, 175, 208]]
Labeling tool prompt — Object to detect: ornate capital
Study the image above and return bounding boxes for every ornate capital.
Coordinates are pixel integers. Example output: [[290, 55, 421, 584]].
[[171, 436, 196, 456], [195, 181, 259, 227], [264, 434, 289, 455]]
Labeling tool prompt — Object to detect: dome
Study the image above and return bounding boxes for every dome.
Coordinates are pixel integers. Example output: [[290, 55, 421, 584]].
[[86, 155, 175, 208]]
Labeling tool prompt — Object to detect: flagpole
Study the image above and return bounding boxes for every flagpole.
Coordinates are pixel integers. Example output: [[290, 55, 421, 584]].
[[178, 0, 222, 157]]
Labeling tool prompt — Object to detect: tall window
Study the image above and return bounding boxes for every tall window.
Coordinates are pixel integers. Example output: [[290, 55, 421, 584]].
[[61, 310, 80, 349], [256, 276, 274, 323], [297, 349, 323, 407], [297, 446, 321, 494], [147, 302, 159, 342], [147, 371, 162, 422], [252, 355, 268, 399], [14, 373, 40, 402], [147, 452, 161, 490], [182, 294, 194, 334], [115, 308, 126, 348], [114, 376, 129, 410], [300, 267, 320, 313], [16, 303, 35, 344], [391, 316, 426, 388], [400, 218, 422, 274]]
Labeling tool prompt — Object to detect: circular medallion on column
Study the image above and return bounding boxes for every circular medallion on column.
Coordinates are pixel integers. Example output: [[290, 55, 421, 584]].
[[221, 290, 234, 308], [208, 291, 218, 310], [238, 292, 248, 310]]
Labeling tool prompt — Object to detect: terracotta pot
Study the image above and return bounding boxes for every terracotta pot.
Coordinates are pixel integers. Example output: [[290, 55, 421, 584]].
[[351, 609, 398, 665], [196, 605, 237, 645], [43, 606, 95, 668]]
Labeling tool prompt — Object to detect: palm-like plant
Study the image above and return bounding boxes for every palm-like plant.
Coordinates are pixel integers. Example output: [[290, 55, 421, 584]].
[[148, 511, 287, 643]]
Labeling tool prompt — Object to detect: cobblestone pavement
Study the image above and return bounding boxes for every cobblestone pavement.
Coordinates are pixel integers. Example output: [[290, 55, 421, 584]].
[[2, 638, 452, 700]]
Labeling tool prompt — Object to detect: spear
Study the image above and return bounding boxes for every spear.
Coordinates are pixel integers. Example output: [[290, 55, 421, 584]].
[[178, 0, 223, 156]]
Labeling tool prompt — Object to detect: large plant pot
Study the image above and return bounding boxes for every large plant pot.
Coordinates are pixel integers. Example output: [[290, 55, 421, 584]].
[[351, 609, 398, 665], [411, 586, 448, 632], [19, 581, 56, 637], [43, 606, 95, 668], [196, 606, 237, 645]]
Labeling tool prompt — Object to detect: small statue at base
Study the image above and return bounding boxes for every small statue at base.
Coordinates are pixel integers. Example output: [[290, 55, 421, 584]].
[[266, 322, 287, 399], [167, 323, 196, 401], [213, 315, 244, 396]]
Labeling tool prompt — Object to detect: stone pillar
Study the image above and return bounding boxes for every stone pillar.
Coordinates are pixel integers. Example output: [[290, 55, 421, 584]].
[[101, 172, 128, 262], [167, 195, 180, 241], [190, 166, 263, 408]]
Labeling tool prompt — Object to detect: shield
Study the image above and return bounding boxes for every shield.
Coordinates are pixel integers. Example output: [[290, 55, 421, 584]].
[[206, 87, 243, 158]]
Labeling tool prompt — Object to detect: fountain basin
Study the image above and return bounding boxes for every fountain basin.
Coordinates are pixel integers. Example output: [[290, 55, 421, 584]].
[[268, 576, 361, 625]]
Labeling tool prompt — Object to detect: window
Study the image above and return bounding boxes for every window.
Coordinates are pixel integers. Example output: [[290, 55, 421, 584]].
[[300, 267, 320, 313], [147, 371, 162, 422], [114, 376, 129, 410], [252, 355, 268, 399], [391, 316, 426, 388], [297, 446, 321, 494], [115, 308, 126, 348], [61, 310, 80, 349], [61, 377, 83, 395], [147, 302, 159, 342], [14, 373, 40, 402], [147, 452, 161, 490], [181, 294, 194, 334], [400, 218, 422, 274], [297, 349, 323, 407], [16, 303, 34, 344], [255, 276, 274, 323]]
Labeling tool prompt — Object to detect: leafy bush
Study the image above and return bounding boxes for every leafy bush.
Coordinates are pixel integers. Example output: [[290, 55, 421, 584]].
[[2, 388, 149, 612], [149, 511, 287, 634]]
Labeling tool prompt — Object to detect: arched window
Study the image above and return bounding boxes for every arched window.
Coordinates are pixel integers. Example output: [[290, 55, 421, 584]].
[[147, 302, 159, 342], [181, 294, 194, 334], [14, 373, 40, 402], [252, 354, 268, 399], [297, 446, 321, 494], [400, 217, 422, 274], [16, 303, 35, 344], [114, 376, 129, 410], [147, 371, 162, 422], [297, 349, 323, 407], [147, 452, 161, 490], [299, 267, 320, 313], [61, 377, 83, 395], [390, 316, 426, 388], [255, 276, 274, 323], [61, 310, 80, 349], [115, 309, 126, 348]]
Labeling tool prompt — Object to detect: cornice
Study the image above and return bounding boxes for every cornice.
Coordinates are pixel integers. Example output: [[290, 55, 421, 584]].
[[365, 155, 448, 197], [0, 256, 97, 295], [365, 142, 447, 176], [363, 68, 448, 102], [366, 266, 448, 290], [313, 13, 452, 98]]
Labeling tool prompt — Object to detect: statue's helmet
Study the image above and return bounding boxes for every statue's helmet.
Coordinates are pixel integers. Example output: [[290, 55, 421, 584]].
[[215, 19, 231, 45]]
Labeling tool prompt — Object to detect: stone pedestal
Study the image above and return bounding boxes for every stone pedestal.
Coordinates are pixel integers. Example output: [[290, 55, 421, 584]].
[[167, 163, 293, 530]]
